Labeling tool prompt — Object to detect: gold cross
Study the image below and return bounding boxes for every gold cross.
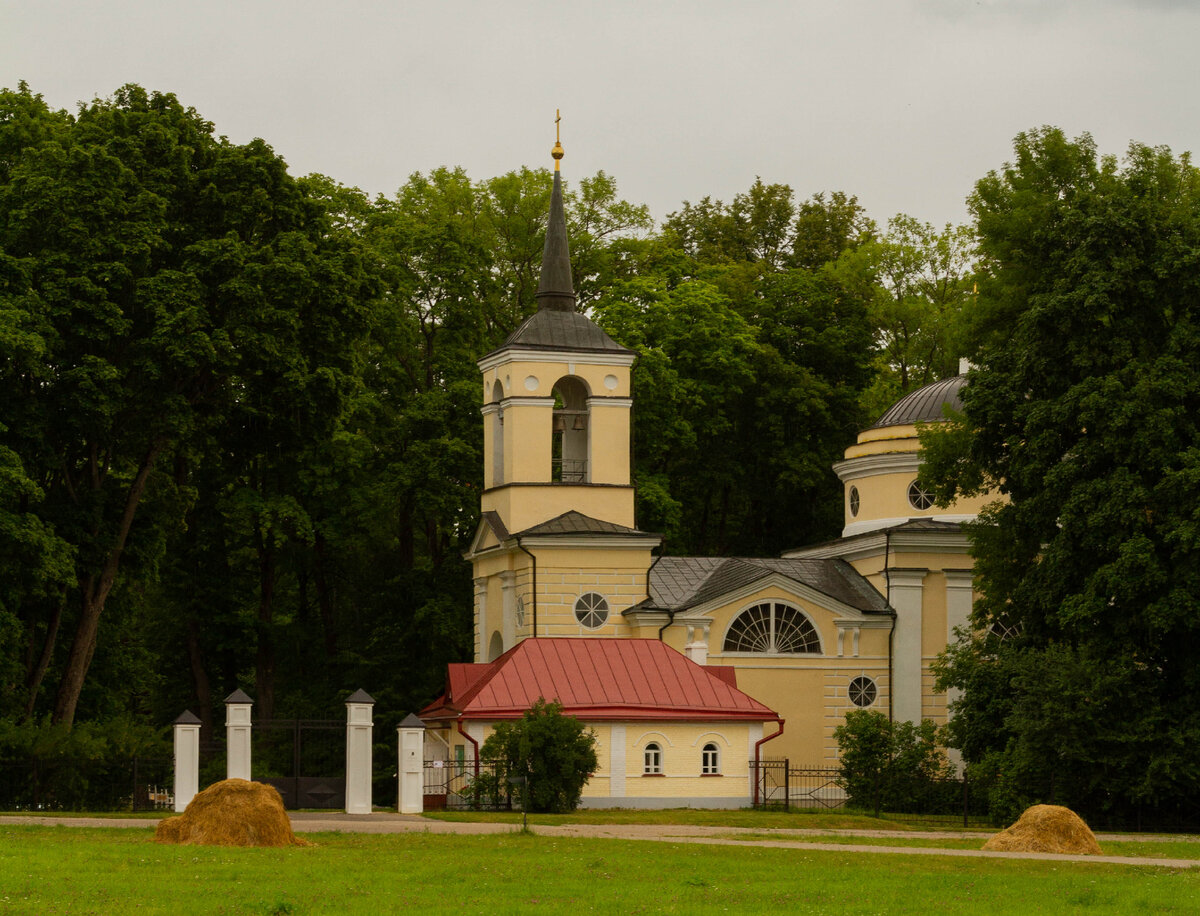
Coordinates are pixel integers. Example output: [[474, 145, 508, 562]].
[[556, 109, 561, 143]]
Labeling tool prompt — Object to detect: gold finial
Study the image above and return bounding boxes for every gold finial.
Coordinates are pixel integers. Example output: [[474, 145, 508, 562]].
[[551, 108, 564, 171]]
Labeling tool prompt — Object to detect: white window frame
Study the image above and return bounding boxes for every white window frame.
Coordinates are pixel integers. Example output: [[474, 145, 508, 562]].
[[643, 742, 662, 775], [701, 742, 720, 775]]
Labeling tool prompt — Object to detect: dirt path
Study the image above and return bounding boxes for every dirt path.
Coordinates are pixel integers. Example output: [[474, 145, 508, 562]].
[[3, 813, 1197, 869]]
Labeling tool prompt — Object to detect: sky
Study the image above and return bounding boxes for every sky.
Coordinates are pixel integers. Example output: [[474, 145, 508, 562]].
[[4, 1, 1199, 230]]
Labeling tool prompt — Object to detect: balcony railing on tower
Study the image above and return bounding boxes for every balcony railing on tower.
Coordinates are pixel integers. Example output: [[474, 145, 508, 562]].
[[552, 458, 587, 483]]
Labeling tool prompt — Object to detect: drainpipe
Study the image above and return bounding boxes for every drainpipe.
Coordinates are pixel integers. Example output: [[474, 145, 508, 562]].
[[753, 719, 785, 806], [456, 719, 480, 781], [884, 528, 896, 723], [515, 536, 537, 638]]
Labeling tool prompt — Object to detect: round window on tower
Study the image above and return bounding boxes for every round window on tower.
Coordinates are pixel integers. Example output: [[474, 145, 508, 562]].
[[848, 486, 860, 517], [849, 676, 877, 708], [574, 593, 609, 629], [907, 480, 934, 510]]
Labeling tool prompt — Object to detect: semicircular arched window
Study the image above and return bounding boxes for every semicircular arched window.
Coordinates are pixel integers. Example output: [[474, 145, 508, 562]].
[[723, 602, 821, 655]]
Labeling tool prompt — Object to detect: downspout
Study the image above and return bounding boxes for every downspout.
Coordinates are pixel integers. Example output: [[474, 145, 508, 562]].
[[884, 528, 895, 722], [753, 719, 785, 807], [456, 719, 480, 781], [515, 536, 537, 638]]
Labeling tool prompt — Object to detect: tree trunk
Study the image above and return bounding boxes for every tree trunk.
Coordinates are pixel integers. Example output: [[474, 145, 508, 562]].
[[52, 438, 166, 726], [255, 533, 276, 722], [22, 594, 64, 721], [312, 533, 338, 659], [186, 618, 214, 734]]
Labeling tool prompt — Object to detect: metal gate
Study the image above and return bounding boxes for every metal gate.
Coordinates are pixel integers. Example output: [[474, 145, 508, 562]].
[[752, 760, 844, 809], [253, 719, 345, 809]]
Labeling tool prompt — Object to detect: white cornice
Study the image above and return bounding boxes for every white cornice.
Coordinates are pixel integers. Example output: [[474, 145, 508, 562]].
[[833, 452, 920, 482], [841, 515, 976, 538], [478, 349, 637, 373], [586, 397, 633, 408]]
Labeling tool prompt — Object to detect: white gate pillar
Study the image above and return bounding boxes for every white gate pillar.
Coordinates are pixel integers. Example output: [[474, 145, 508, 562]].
[[345, 689, 375, 814], [398, 714, 426, 814], [173, 710, 202, 811], [224, 689, 253, 781]]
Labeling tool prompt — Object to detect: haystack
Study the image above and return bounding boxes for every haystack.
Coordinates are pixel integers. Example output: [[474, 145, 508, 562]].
[[154, 778, 308, 847], [982, 804, 1102, 855]]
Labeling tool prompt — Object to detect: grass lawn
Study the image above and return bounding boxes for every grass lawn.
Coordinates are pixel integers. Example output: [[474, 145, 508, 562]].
[[422, 806, 993, 832], [2, 825, 1198, 915]]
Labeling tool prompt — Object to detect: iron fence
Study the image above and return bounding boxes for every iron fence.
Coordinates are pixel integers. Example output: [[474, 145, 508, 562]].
[[0, 755, 174, 812], [423, 759, 521, 811]]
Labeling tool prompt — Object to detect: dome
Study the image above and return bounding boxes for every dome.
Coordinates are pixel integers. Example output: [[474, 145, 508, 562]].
[[870, 375, 966, 429]]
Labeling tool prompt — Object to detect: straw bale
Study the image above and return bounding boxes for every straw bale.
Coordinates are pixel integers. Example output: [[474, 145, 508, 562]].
[[982, 804, 1102, 855], [154, 778, 309, 847]]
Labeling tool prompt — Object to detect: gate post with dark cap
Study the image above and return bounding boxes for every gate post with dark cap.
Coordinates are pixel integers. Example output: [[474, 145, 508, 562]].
[[398, 714, 425, 814], [345, 689, 375, 814], [173, 710, 202, 811], [225, 689, 254, 781]]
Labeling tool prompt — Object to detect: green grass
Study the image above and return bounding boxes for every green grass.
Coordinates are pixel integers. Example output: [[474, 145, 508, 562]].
[[2, 825, 1199, 914], [422, 806, 992, 832], [715, 832, 1200, 859]]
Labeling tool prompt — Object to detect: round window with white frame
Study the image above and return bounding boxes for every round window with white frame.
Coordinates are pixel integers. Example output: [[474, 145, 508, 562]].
[[848, 675, 878, 708], [848, 485, 860, 517], [907, 479, 935, 510], [574, 592, 609, 629]]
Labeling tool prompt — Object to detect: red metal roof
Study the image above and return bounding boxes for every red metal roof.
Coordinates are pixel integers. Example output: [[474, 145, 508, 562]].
[[422, 638, 778, 722]]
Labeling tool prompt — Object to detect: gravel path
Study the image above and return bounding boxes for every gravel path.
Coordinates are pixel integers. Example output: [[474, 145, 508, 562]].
[[3, 813, 1197, 869]]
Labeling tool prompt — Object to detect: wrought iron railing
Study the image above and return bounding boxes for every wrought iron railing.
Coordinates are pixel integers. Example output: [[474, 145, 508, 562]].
[[552, 458, 587, 483]]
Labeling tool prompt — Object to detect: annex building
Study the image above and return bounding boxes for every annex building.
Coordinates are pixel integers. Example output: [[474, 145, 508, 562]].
[[421, 140, 991, 808]]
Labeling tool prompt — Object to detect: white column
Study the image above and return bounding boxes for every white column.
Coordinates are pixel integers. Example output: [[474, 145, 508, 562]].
[[474, 577, 488, 663], [224, 689, 253, 781], [345, 689, 375, 815], [173, 710, 202, 811], [888, 569, 927, 724], [943, 570, 975, 773], [398, 714, 426, 814], [609, 724, 626, 799], [683, 623, 709, 665], [500, 570, 516, 644]]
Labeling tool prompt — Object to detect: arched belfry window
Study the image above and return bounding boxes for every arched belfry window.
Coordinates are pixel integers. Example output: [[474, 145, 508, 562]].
[[551, 376, 589, 483], [491, 380, 504, 485], [723, 601, 822, 655]]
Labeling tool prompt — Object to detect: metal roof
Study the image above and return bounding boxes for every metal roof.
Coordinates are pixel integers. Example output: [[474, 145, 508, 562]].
[[499, 308, 630, 354], [639, 556, 889, 614], [516, 510, 652, 538], [422, 638, 778, 722], [534, 169, 575, 312], [870, 375, 966, 429]]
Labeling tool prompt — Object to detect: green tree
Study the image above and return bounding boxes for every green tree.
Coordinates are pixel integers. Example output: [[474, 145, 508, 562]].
[[480, 699, 598, 813], [834, 709, 953, 816], [925, 127, 1200, 821]]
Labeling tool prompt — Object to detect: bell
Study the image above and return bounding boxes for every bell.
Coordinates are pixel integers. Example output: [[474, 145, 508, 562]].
[[573, 414, 587, 431], [553, 415, 567, 432]]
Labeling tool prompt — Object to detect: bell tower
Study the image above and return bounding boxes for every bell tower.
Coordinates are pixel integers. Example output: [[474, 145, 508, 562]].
[[477, 118, 637, 533], [466, 115, 659, 663]]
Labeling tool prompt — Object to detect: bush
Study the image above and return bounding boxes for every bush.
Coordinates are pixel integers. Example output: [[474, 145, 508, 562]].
[[480, 698, 598, 813], [834, 709, 954, 815]]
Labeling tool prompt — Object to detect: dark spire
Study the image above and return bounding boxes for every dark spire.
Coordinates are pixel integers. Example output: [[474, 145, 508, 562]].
[[535, 115, 576, 313]]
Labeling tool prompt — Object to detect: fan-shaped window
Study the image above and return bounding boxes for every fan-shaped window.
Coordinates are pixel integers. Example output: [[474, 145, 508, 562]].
[[574, 593, 609, 629], [644, 742, 662, 774], [701, 742, 720, 775], [724, 602, 821, 655], [908, 479, 934, 510], [848, 676, 877, 708]]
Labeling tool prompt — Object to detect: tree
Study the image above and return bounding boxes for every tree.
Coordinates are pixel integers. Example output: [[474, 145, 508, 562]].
[[924, 127, 1200, 822], [834, 709, 953, 816], [479, 699, 598, 813]]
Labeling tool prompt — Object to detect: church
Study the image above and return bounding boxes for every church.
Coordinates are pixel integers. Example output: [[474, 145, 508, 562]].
[[420, 135, 991, 807]]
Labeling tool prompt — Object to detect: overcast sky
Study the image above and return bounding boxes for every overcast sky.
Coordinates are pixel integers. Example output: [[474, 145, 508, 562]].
[[4, 1, 1198, 230]]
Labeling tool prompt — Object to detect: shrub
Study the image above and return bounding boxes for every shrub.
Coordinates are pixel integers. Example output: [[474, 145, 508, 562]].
[[480, 698, 598, 813], [834, 709, 954, 815]]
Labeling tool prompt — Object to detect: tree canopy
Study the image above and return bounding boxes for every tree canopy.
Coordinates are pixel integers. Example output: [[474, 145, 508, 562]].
[[925, 127, 1200, 822]]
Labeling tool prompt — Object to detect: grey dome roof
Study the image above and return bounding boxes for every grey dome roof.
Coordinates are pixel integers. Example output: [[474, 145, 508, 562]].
[[870, 375, 966, 429]]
